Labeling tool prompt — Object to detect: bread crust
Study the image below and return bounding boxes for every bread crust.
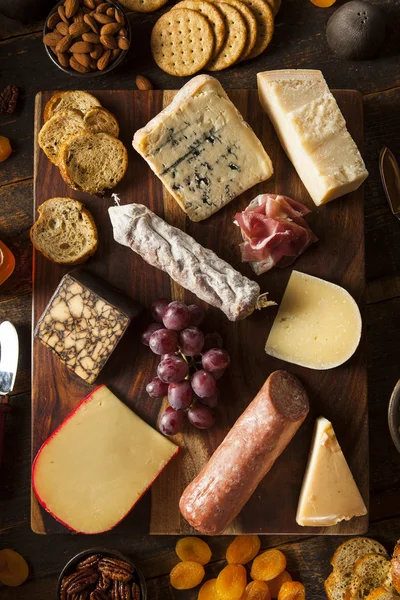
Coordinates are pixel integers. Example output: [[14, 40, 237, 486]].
[[392, 541, 400, 594], [30, 197, 98, 265]]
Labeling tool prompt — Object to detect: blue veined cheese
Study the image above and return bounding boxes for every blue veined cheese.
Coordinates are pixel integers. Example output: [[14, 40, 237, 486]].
[[257, 69, 368, 206], [133, 75, 273, 222]]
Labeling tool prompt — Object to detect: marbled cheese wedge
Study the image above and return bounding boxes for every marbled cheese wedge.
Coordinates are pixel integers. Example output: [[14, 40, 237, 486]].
[[133, 75, 273, 222], [32, 386, 179, 533]]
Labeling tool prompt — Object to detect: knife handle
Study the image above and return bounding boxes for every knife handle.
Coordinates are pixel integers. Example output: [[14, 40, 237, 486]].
[[0, 396, 12, 467]]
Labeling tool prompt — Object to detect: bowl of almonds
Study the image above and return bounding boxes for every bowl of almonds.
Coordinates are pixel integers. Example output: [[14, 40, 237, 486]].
[[57, 548, 147, 599], [43, 0, 131, 76]]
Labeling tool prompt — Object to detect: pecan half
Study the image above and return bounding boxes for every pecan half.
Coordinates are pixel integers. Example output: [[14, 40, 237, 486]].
[[77, 555, 101, 571], [97, 571, 112, 591], [90, 590, 109, 600], [66, 569, 98, 595], [131, 583, 140, 600], [98, 558, 133, 582]]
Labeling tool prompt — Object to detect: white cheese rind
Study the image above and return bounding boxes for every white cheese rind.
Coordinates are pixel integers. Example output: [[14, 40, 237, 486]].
[[32, 386, 179, 533], [296, 417, 367, 526], [265, 270, 362, 370], [133, 75, 273, 222], [257, 69, 368, 206]]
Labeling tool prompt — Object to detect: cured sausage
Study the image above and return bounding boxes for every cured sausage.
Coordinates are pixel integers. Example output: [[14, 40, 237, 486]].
[[179, 370, 309, 534], [109, 203, 274, 321]]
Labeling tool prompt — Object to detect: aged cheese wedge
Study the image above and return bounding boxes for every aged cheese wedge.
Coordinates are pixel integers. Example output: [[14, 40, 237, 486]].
[[296, 417, 367, 526], [133, 75, 273, 222], [32, 385, 179, 533], [257, 69, 368, 206], [265, 270, 362, 369]]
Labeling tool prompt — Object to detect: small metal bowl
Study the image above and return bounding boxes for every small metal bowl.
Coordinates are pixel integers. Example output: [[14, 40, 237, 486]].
[[43, 0, 131, 77], [56, 548, 147, 599], [388, 379, 400, 453]]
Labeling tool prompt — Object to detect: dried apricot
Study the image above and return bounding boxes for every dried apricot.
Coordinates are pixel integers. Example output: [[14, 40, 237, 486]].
[[226, 536, 261, 565], [0, 136, 12, 162], [217, 564, 247, 600], [170, 560, 205, 590], [176, 537, 212, 565], [310, 0, 336, 6], [0, 549, 29, 586], [277, 581, 306, 600], [250, 549, 287, 582], [268, 571, 292, 598], [242, 580, 272, 600], [198, 578, 218, 600]]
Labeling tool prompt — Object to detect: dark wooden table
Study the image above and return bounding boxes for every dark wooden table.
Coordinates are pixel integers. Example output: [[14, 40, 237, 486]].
[[1, 1, 400, 598]]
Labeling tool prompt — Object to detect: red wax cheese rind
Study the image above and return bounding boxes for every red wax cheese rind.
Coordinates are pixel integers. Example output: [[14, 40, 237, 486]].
[[32, 385, 179, 533], [179, 370, 309, 534]]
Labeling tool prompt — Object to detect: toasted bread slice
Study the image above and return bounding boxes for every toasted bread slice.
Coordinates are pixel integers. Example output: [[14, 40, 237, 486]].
[[325, 571, 351, 600], [30, 197, 98, 265], [58, 132, 128, 196], [392, 541, 400, 594], [84, 107, 119, 137], [38, 109, 87, 166], [365, 588, 398, 600], [44, 91, 101, 122], [346, 554, 393, 600]]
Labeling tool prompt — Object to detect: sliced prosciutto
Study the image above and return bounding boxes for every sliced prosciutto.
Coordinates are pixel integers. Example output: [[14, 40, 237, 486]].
[[235, 194, 318, 275]]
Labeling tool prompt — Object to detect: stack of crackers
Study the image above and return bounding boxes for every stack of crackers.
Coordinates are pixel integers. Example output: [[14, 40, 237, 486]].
[[150, 0, 280, 75]]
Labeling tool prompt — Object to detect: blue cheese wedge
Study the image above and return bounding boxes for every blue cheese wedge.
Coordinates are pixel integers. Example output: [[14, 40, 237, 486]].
[[133, 75, 273, 222], [257, 69, 368, 206]]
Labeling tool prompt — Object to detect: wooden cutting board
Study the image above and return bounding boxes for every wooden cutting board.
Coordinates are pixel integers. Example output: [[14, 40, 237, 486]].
[[32, 89, 368, 535]]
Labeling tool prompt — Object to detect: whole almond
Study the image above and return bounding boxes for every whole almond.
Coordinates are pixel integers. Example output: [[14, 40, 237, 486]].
[[96, 1, 111, 12], [58, 5, 69, 23], [100, 34, 118, 49], [69, 21, 90, 36], [73, 52, 91, 68], [93, 12, 113, 24], [83, 14, 99, 32], [118, 36, 130, 50], [47, 11, 61, 29], [43, 31, 63, 46], [64, 0, 79, 19], [57, 52, 70, 67], [89, 57, 98, 70], [114, 9, 125, 25], [73, 8, 85, 22], [106, 6, 115, 17], [111, 48, 121, 61], [82, 32, 100, 43], [100, 22, 121, 35], [90, 44, 103, 59], [136, 74, 153, 91], [118, 27, 127, 37], [97, 49, 111, 70], [70, 55, 90, 73], [56, 34, 73, 53], [69, 40, 93, 53], [83, 0, 96, 8], [56, 21, 69, 35]]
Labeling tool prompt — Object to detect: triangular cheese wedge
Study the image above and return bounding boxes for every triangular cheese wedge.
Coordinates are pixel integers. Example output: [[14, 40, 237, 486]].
[[296, 417, 367, 526]]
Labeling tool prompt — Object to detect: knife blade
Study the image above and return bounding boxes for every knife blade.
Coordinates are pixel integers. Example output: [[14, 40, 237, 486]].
[[0, 321, 19, 466], [380, 147, 400, 219]]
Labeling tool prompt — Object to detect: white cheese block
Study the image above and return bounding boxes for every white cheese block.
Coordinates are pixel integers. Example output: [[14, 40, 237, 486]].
[[257, 69, 368, 206], [32, 385, 179, 533], [296, 417, 367, 526], [265, 270, 362, 369], [133, 75, 273, 222]]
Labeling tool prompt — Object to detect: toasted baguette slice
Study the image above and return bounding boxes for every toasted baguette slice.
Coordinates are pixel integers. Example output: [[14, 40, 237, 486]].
[[346, 554, 393, 600], [58, 132, 128, 196], [84, 107, 119, 137], [392, 541, 400, 594], [30, 197, 98, 265], [325, 571, 351, 600], [38, 109, 87, 166], [365, 588, 398, 600], [44, 91, 101, 122]]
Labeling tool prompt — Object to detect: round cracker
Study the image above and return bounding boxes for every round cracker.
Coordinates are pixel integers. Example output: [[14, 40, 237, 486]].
[[206, 3, 247, 71], [214, 0, 257, 59], [151, 9, 214, 76], [172, 0, 226, 59], [119, 0, 167, 12], [240, 0, 274, 59]]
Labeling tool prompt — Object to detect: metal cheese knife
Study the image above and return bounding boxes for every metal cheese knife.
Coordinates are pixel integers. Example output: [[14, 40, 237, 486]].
[[380, 147, 400, 220], [0, 321, 19, 466]]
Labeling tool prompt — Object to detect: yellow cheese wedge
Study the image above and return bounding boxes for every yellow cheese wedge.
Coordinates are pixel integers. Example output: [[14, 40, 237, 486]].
[[265, 270, 362, 370], [296, 417, 367, 526], [32, 385, 179, 533], [257, 69, 368, 206]]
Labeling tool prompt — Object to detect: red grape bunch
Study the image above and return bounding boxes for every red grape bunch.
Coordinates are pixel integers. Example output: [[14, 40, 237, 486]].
[[141, 299, 230, 436]]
